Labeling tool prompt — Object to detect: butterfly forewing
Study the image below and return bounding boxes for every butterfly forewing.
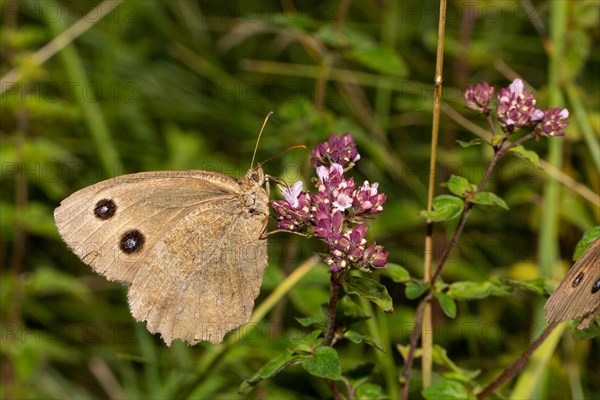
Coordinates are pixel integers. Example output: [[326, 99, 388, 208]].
[[544, 238, 600, 329]]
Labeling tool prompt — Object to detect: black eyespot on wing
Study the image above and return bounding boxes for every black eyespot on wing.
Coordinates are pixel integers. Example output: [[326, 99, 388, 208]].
[[120, 230, 145, 254], [572, 272, 584, 288], [592, 278, 600, 294], [94, 199, 117, 220]]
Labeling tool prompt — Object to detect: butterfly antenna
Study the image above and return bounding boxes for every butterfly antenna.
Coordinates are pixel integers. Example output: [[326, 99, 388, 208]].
[[251, 111, 274, 169], [260, 144, 307, 166]]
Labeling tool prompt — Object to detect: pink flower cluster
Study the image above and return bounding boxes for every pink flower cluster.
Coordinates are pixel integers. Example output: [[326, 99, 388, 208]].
[[272, 133, 388, 272], [464, 79, 569, 136]]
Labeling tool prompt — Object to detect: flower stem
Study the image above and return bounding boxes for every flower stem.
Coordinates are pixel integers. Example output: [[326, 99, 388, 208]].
[[400, 131, 538, 399], [323, 270, 344, 346], [400, 293, 432, 399], [432, 130, 525, 282], [431, 204, 472, 283], [476, 322, 558, 399], [485, 113, 496, 136], [323, 270, 346, 400], [326, 379, 345, 400]]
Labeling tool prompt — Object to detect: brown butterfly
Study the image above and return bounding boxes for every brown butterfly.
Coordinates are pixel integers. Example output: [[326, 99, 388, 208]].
[[54, 115, 277, 346], [54, 168, 270, 345], [544, 237, 600, 329]]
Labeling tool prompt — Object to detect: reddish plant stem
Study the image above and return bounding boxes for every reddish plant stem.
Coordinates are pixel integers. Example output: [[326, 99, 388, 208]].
[[323, 271, 343, 346], [476, 322, 558, 399], [326, 379, 344, 400], [400, 293, 432, 399], [323, 270, 346, 399], [431, 204, 472, 283], [400, 131, 538, 399], [344, 380, 356, 400], [485, 113, 496, 136], [432, 132, 536, 284]]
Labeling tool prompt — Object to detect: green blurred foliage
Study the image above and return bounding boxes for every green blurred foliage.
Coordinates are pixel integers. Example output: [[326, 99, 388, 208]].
[[1, 0, 598, 399]]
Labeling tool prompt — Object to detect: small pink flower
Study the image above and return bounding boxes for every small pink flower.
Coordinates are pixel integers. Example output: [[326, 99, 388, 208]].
[[353, 180, 386, 215], [281, 181, 303, 208], [363, 243, 388, 268], [333, 193, 353, 211], [316, 166, 328, 182], [311, 133, 361, 168]]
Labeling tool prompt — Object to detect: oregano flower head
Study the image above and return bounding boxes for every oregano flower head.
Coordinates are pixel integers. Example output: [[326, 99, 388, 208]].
[[311, 132, 361, 168], [272, 133, 388, 272], [536, 107, 569, 137], [495, 79, 543, 131], [464, 79, 569, 137], [464, 82, 495, 115]]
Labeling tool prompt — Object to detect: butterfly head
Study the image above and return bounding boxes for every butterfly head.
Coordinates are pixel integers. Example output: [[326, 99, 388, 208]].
[[239, 166, 269, 219], [241, 165, 266, 188]]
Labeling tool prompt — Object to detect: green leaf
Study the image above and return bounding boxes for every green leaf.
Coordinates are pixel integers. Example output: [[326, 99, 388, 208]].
[[443, 175, 475, 198], [496, 277, 546, 295], [239, 349, 304, 394], [28, 267, 90, 301], [435, 293, 457, 318], [396, 344, 410, 362], [292, 330, 322, 353], [509, 145, 540, 167], [570, 317, 600, 339], [356, 383, 386, 400], [336, 296, 371, 326], [379, 263, 411, 283], [405, 280, 430, 299], [432, 345, 481, 382], [347, 45, 408, 76], [344, 330, 383, 351], [1, 201, 57, 239], [574, 226, 600, 260], [315, 24, 371, 49], [420, 195, 464, 222], [344, 276, 393, 313], [448, 281, 492, 299], [491, 134, 503, 147], [302, 346, 342, 380], [456, 138, 483, 148], [422, 379, 473, 400], [447, 281, 512, 300], [470, 192, 509, 210], [295, 316, 326, 328]]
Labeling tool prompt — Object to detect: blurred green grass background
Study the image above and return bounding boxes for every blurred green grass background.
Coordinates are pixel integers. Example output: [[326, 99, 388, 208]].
[[1, 0, 598, 398]]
